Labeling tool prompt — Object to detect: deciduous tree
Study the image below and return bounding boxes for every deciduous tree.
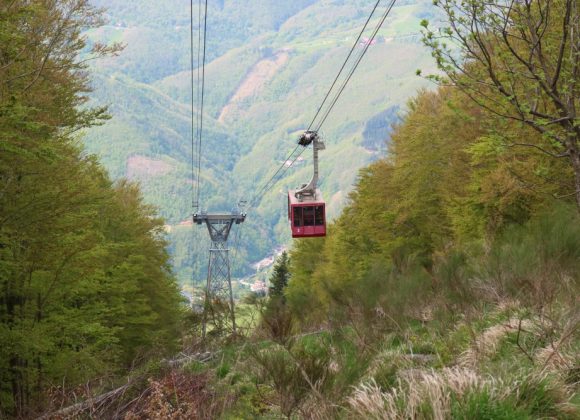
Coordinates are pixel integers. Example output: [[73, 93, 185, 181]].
[[422, 0, 580, 208]]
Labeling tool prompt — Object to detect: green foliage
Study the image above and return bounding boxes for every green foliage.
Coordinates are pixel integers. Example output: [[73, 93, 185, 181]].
[[216, 362, 231, 379], [268, 251, 290, 299], [184, 360, 207, 375], [481, 203, 580, 307], [247, 331, 370, 418], [287, 83, 577, 328], [128, 2, 580, 415], [422, 0, 580, 208], [274, 67, 578, 418], [450, 391, 530, 420], [515, 375, 572, 419], [260, 252, 295, 342], [250, 345, 311, 418], [0, 2, 182, 416]]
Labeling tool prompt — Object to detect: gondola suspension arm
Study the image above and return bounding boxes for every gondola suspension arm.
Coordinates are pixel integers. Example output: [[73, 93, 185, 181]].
[[294, 131, 325, 200]]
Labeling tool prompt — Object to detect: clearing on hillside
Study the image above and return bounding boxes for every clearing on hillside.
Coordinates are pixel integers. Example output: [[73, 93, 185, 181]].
[[218, 50, 290, 123]]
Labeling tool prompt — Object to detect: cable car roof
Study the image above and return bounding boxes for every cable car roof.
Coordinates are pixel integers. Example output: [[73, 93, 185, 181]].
[[288, 189, 324, 205]]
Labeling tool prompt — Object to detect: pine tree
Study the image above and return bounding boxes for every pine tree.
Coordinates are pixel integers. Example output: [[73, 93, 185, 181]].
[[268, 252, 290, 300], [263, 252, 293, 342]]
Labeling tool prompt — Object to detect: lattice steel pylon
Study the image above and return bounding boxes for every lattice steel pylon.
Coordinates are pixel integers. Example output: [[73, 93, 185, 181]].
[[193, 209, 245, 337]]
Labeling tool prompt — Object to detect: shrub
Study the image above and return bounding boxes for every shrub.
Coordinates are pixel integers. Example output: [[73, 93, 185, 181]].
[[249, 345, 310, 418], [450, 391, 529, 420], [482, 204, 580, 308]]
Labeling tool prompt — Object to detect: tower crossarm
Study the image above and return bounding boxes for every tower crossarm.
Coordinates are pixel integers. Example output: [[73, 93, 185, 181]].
[[193, 212, 246, 243]]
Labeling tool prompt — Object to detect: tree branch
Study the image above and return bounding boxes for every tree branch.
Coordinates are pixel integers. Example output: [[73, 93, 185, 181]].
[[508, 142, 569, 158]]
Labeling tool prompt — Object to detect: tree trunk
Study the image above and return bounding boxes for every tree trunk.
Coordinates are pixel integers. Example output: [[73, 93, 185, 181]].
[[571, 148, 580, 211], [561, 128, 580, 210], [565, 129, 580, 210]]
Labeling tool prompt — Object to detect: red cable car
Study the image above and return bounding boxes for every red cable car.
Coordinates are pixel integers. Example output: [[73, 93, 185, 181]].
[[288, 189, 326, 238], [287, 131, 326, 238]]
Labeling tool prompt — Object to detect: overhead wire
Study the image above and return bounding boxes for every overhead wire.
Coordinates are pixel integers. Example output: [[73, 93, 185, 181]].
[[191, 0, 203, 209], [194, 0, 209, 209], [188, 0, 398, 300], [194, 0, 202, 209], [283, 0, 397, 173], [188, 0, 246, 305], [247, 0, 397, 210], [246, 0, 381, 209], [247, 146, 302, 209], [190, 0, 209, 300], [190, 0, 199, 303], [245, 2, 386, 210], [189, 0, 197, 207], [307, 0, 383, 132], [314, 0, 397, 132]]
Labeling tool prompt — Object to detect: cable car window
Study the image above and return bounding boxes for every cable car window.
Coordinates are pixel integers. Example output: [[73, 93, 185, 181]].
[[303, 206, 315, 226], [293, 207, 303, 227], [315, 205, 324, 225]]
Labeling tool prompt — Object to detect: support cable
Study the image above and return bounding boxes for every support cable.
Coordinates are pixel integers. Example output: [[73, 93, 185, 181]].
[[194, 0, 209, 209], [314, 0, 396, 132], [279, 0, 396, 177], [191, 0, 205, 209], [187, 0, 200, 307], [246, 0, 382, 209], [189, 0, 196, 207], [307, 0, 383, 132], [247, 146, 302, 209], [247, 0, 397, 210], [190, 0, 208, 307]]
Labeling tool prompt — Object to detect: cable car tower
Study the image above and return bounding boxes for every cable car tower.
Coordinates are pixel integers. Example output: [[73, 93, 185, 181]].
[[188, 0, 248, 338], [194, 209, 245, 337]]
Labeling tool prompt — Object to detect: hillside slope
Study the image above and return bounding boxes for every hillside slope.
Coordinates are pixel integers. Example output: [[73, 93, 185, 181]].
[[83, 0, 439, 284]]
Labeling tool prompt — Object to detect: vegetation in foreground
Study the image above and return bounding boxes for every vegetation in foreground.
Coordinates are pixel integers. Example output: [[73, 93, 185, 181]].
[[0, 2, 183, 417], [92, 2, 578, 417], [108, 205, 578, 419], [1, 0, 578, 418]]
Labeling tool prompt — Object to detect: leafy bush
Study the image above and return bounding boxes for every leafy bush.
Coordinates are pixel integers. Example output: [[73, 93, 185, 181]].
[[250, 345, 311, 418]]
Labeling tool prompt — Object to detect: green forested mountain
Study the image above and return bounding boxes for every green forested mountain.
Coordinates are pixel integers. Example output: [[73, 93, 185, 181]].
[[81, 0, 440, 284]]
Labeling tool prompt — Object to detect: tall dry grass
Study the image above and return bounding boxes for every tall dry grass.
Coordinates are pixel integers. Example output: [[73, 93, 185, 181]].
[[348, 367, 496, 419]]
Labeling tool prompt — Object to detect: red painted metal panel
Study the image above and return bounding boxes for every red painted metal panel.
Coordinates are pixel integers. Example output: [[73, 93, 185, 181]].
[[288, 198, 326, 238]]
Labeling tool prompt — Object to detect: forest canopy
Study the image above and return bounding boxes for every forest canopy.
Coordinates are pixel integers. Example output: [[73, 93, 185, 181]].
[[0, 1, 182, 417], [287, 0, 578, 328]]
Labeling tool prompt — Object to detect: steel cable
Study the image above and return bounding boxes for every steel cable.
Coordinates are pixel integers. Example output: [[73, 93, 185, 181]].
[[247, 0, 397, 210]]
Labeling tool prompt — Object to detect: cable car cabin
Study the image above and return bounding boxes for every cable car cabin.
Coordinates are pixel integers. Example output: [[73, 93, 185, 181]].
[[288, 189, 326, 238]]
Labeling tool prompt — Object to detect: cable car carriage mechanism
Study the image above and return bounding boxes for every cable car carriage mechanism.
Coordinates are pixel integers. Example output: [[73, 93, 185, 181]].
[[288, 131, 326, 238]]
